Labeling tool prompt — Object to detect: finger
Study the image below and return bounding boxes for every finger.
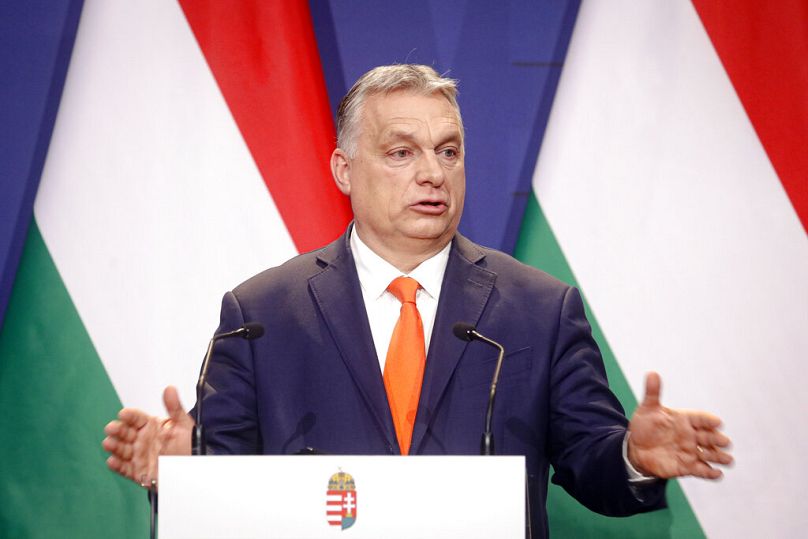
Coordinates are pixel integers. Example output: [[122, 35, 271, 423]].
[[107, 456, 135, 482], [119, 460, 134, 481], [641, 372, 662, 408], [103, 437, 126, 459], [107, 438, 134, 461], [710, 448, 734, 466], [163, 385, 192, 425], [106, 455, 121, 472], [695, 444, 734, 466], [104, 420, 121, 436], [691, 462, 723, 480], [685, 410, 723, 429], [696, 430, 731, 449], [108, 422, 138, 444], [102, 436, 117, 453], [118, 408, 150, 429]]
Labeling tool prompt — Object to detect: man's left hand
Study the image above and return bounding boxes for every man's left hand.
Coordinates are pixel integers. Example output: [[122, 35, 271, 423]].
[[627, 372, 733, 479]]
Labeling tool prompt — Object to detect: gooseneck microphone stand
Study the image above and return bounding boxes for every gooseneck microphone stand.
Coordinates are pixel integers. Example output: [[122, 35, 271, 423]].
[[193, 322, 264, 455], [452, 322, 505, 455], [452, 322, 532, 538], [147, 322, 264, 539]]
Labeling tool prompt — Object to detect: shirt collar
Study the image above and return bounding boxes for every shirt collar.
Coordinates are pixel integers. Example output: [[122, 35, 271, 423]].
[[350, 227, 451, 301]]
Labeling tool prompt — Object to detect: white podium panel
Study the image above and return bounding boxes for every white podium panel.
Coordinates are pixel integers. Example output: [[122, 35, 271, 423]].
[[159, 455, 525, 539]]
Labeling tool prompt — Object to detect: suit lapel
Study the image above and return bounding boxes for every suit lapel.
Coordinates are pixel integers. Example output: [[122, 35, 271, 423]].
[[410, 235, 496, 453], [308, 230, 398, 450]]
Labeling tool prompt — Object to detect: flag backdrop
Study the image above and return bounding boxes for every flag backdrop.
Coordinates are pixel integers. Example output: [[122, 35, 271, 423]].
[[517, 2, 808, 538], [1, 1, 806, 538]]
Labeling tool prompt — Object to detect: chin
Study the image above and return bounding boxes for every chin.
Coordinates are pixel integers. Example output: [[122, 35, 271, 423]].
[[405, 226, 454, 243]]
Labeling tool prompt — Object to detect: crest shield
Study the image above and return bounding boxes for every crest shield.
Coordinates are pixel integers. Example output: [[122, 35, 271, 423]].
[[326, 470, 357, 530]]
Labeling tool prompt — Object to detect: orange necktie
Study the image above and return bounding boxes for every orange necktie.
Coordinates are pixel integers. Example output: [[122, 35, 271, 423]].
[[383, 276, 426, 455]]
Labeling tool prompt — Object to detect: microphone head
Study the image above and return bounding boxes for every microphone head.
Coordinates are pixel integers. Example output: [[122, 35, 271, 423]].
[[452, 322, 476, 342], [242, 322, 265, 340]]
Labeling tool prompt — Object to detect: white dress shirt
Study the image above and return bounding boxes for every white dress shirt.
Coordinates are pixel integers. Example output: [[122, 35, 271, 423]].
[[350, 227, 653, 482], [350, 228, 451, 371]]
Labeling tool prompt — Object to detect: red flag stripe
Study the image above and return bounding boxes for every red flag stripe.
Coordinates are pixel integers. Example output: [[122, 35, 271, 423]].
[[178, 0, 353, 252], [693, 0, 808, 233]]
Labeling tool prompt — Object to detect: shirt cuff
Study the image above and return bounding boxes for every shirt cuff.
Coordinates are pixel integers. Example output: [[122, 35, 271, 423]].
[[623, 431, 658, 484]]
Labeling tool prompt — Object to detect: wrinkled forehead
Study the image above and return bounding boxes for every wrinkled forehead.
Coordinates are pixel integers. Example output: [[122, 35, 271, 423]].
[[360, 90, 464, 140]]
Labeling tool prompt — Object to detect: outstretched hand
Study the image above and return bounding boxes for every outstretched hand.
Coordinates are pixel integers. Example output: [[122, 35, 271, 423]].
[[102, 386, 194, 488], [627, 372, 733, 480]]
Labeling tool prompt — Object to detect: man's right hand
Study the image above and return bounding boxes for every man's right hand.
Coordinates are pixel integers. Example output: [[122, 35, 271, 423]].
[[102, 386, 194, 488]]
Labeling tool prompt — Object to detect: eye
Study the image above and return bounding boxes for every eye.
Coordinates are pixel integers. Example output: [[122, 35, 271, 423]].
[[389, 148, 412, 160], [439, 147, 459, 159]]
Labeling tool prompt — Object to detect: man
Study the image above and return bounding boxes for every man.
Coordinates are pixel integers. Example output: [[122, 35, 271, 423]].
[[103, 65, 731, 537]]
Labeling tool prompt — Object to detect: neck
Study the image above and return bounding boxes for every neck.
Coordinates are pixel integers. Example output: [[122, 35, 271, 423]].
[[353, 227, 451, 274], [382, 248, 441, 274]]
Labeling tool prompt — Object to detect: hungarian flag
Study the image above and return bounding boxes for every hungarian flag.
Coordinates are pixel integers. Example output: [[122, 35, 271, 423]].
[[0, 2, 348, 537], [517, 1, 808, 537], [1, 1, 806, 538]]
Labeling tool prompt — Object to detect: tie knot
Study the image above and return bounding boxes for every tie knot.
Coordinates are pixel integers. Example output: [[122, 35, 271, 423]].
[[388, 276, 420, 304]]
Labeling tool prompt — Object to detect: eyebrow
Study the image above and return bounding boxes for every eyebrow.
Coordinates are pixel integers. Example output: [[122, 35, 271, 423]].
[[381, 129, 418, 143], [380, 128, 463, 147]]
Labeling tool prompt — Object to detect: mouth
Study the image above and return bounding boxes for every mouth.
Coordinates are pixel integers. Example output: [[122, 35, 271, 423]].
[[411, 199, 448, 215]]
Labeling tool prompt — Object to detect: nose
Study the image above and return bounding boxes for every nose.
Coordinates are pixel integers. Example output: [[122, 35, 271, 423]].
[[415, 151, 446, 187]]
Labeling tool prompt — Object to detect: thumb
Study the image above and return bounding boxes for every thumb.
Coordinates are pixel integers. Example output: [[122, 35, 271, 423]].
[[163, 386, 191, 424], [641, 372, 662, 409]]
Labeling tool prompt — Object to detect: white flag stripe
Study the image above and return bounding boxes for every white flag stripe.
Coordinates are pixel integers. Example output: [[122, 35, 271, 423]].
[[533, 2, 808, 537], [34, 1, 297, 414]]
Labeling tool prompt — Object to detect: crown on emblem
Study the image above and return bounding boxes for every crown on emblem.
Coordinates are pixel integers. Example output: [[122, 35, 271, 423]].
[[328, 471, 356, 491]]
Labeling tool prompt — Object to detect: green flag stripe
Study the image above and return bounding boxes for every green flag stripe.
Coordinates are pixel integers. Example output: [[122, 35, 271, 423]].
[[0, 220, 147, 538], [514, 193, 704, 539]]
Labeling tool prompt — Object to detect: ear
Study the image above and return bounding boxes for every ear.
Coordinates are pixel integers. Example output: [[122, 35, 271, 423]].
[[331, 148, 351, 196]]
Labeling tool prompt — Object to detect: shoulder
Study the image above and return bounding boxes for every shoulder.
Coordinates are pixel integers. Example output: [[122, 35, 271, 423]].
[[231, 232, 353, 303], [452, 234, 572, 300]]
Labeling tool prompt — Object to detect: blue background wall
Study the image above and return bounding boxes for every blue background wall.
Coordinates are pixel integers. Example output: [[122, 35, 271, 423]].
[[0, 0, 579, 326], [0, 0, 84, 327]]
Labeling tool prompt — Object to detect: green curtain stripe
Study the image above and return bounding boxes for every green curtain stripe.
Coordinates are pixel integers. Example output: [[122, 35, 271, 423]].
[[514, 193, 705, 539], [0, 220, 148, 538]]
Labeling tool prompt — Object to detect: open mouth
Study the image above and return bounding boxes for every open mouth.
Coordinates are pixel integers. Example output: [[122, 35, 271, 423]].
[[412, 200, 448, 214]]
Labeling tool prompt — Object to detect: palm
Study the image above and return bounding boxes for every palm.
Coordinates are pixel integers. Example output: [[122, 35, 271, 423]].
[[158, 416, 193, 456], [103, 386, 193, 488], [627, 373, 732, 480]]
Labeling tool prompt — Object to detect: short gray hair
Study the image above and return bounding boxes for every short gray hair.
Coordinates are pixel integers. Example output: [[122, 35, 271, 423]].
[[336, 64, 462, 158]]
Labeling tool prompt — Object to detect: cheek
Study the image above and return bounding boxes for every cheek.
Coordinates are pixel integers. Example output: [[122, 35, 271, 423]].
[[364, 183, 399, 222], [386, 176, 413, 210], [449, 171, 466, 200]]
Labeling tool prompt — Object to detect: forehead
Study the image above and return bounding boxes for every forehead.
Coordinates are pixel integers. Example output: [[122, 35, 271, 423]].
[[360, 91, 462, 139]]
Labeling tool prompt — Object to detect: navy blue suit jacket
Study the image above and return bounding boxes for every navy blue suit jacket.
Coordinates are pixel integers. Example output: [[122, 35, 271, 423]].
[[199, 228, 665, 537]]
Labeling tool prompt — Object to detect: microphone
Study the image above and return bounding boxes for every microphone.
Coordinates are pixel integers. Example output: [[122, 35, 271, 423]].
[[192, 322, 265, 456], [453, 322, 505, 456]]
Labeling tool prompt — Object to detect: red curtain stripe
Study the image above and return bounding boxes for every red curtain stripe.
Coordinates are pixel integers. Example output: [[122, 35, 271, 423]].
[[178, 0, 353, 252], [693, 0, 808, 233]]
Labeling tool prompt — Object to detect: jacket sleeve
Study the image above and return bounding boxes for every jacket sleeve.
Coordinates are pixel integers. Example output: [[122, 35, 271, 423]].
[[191, 290, 262, 455], [547, 286, 666, 515]]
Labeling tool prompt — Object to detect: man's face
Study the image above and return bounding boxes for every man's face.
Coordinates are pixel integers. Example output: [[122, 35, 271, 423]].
[[332, 91, 465, 262]]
